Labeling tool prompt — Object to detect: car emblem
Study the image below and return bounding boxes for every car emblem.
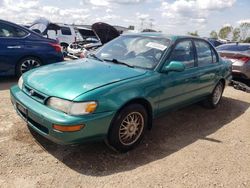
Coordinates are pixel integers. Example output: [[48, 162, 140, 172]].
[[29, 90, 35, 96]]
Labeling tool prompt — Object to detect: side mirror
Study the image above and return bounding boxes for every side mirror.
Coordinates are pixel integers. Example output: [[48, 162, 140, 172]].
[[162, 61, 185, 73]]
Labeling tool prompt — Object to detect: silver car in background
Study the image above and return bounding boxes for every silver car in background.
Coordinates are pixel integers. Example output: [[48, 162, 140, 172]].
[[216, 43, 250, 79]]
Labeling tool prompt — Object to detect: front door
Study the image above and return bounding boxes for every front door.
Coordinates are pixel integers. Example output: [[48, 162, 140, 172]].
[[158, 39, 200, 113]]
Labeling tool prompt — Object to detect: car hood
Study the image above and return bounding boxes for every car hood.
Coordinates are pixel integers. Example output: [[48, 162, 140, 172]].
[[23, 59, 147, 100]]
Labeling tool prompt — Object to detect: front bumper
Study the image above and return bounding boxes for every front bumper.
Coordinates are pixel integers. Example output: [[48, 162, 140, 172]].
[[10, 86, 115, 145]]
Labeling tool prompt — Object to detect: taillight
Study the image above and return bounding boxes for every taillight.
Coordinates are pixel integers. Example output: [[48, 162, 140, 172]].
[[238, 57, 250, 63], [49, 43, 62, 52]]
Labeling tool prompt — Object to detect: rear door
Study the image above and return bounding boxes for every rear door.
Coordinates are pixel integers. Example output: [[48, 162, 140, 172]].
[[194, 40, 220, 95], [158, 39, 200, 112], [0, 22, 28, 75]]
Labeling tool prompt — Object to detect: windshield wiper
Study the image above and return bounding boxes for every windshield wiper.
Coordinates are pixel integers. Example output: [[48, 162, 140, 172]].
[[88, 53, 103, 62], [103, 59, 134, 68]]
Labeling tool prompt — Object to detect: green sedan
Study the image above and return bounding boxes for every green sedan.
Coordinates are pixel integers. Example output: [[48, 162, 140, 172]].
[[10, 33, 232, 152]]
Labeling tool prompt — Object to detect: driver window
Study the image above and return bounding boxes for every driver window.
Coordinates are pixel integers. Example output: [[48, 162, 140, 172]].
[[169, 40, 195, 69]]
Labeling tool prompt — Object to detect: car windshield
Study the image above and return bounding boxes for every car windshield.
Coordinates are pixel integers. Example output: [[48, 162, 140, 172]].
[[216, 44, 250, 52], [95, 35, 171, 69]]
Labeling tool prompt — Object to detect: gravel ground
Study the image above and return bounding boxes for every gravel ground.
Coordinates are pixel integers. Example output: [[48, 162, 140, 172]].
[[0, 77, 249, 188]]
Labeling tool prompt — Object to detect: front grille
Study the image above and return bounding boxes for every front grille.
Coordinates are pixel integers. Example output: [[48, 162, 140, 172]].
[[23, 85, 47, 103], [17, 107, 49, 134], [28, 117, 49, 134]]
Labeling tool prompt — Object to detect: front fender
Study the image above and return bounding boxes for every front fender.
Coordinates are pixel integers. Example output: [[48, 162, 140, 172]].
[[73, 72, 160, 115]]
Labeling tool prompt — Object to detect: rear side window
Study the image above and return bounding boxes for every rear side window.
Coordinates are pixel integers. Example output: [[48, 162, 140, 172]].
[[195, 41, 213, 67], [61, 27, 72, 35], [0, 23, 28, 38], [169, 40, 195, 69]]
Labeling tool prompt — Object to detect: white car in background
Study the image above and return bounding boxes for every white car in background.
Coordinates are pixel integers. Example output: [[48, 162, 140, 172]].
[[30, 18, 77, 52]]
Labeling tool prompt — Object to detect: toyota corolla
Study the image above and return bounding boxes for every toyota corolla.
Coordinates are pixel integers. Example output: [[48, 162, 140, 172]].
[[10, 33, 232, 152]]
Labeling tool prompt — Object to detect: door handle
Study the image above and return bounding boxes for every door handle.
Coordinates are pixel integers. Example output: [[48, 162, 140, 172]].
[[7, 46, 21, 49]]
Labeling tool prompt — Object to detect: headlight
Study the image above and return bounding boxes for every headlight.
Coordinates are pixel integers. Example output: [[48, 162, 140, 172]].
[[47, 97, 97, 115], [18, 76, 23, 90]]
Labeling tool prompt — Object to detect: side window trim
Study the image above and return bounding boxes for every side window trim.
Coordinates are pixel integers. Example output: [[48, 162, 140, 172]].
[[170, 39, 196, 69], [0, 22, 29, 39], [210, 46, 219, 63], [193, 39, 214, 67]]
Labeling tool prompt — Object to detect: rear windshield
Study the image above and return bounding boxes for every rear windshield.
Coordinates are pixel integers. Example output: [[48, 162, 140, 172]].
[[216, 44, 250, 52]]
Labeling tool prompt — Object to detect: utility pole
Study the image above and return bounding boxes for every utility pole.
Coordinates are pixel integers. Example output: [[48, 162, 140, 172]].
[[140, 18, 145, 31], [149, 18, 154, 29]]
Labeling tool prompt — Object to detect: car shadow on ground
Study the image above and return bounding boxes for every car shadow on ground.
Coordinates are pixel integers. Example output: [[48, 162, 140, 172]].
[[29, 96, 250, 177], [0, 76, 18, 91]]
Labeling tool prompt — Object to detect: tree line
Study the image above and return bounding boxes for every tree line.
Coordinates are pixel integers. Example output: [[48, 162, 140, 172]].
[[187, 22, 250, 43]]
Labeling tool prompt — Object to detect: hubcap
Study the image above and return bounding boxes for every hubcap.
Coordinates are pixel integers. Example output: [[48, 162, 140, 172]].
[[21, 59, 40, 74], [119, 112, 144, 146], [213, 84, 223, 105]]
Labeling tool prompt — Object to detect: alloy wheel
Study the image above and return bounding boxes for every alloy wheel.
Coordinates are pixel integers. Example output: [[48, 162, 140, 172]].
[[20, 59, 41, 74], [212, 84, 223, 105], [118, 112, 144, 146]]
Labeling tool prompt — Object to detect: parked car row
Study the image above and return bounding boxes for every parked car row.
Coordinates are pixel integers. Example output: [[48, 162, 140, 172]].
[[1, 18, 245, 152], [29, 18, 120, 58]]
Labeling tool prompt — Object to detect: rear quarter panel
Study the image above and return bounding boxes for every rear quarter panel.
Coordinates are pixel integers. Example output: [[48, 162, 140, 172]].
[[23, 35, 63, 65]]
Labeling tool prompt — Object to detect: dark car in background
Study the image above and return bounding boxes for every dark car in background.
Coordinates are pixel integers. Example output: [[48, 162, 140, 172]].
[[216, 43, 250, 79], [206, 38, 224, 47], [0, 19, 64, 77]]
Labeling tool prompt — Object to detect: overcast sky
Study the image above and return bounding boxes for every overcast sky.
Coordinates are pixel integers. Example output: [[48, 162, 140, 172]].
[[0, 0, 249, 36]]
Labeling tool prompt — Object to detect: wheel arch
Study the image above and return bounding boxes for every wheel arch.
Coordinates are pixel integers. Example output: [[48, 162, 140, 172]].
[[109, 97, 153, 132], [218, 78, 226, 90], [60, 42, 69, 47]]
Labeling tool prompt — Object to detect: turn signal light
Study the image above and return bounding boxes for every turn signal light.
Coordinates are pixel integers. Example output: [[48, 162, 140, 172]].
[[53, 124, 84, 132], [86, 103, 98, 113]]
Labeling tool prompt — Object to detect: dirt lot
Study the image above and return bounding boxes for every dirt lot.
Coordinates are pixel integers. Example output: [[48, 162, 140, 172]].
[[0, 77, 249, 188]]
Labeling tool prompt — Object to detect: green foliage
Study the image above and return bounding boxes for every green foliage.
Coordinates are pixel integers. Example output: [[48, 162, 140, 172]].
[[239, 22, 250, 41], [187, 31, 199, 36], [243, 37, 250, 43], [232, 28, 241, 41], [209, 30, 218, 39], [218, 26, 233, 39]]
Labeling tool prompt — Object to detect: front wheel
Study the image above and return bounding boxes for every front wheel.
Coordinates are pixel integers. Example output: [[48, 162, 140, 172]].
[[203, 81, 224, 109], [107, 104, 148, 152]]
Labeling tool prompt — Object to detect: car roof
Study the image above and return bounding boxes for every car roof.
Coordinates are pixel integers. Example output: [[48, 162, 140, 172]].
[[76, 27, 93, 31], [122, 32, 203, 41], [0, 19, 31, 33], [218, 43, 250, 47]]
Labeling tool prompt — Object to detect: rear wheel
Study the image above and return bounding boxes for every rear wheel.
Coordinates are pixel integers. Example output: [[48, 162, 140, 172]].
[[107, 104, 147, 152], [16, 57, 42, 77], [203, 81, 224, 109], [61, 43, 69, 57]]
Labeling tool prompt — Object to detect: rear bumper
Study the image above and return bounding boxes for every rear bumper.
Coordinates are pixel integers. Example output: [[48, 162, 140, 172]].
[[10, 85, 115, 145], [232, 63, 250, 79]]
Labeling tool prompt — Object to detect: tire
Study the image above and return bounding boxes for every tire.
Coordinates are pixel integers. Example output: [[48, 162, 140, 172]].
[[16, 57, 42, 77], [61, 43, 69, 57], [203, 81, 224, 109], [107, 104, 148, 152]]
